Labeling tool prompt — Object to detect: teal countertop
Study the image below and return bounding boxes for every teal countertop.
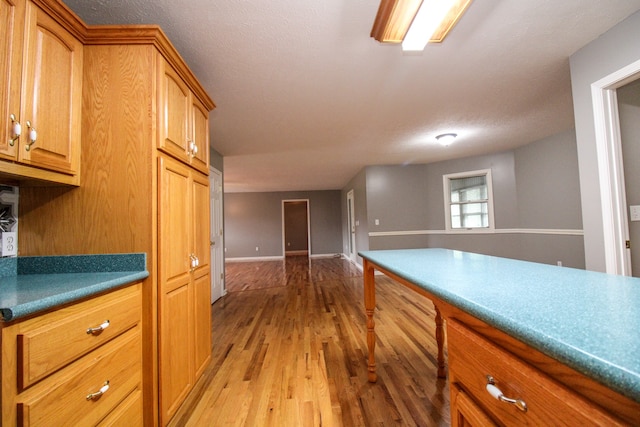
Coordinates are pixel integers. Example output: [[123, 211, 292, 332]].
[[0, 254, 149, 322], [358, 248, 640, 404]]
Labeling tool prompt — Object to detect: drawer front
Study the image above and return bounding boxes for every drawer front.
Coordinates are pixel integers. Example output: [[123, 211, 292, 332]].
[[96, 388, 143, 427], [17, 327, 142, 427], [447, 319, 623, 426], [17, 284, 141, 389]]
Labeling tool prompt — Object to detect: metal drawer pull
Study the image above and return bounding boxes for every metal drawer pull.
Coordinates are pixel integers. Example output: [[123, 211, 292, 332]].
[[86, 381, 110, 401], [86, 320, 110, 335], [486, 375, 527, 412]]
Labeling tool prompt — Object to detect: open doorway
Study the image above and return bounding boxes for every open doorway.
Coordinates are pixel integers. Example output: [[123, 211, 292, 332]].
[[591, 58, 640, 275], [282, 200, 310, 257], [617, 78, 640, 277]]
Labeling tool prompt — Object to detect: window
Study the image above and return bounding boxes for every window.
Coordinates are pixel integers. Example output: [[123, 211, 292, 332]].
[[444, 169, 494, 231]]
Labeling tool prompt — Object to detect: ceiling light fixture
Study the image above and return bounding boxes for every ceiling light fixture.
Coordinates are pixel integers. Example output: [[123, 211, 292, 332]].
[[370, 0, 473, 50], [436, 133, 457, 146]]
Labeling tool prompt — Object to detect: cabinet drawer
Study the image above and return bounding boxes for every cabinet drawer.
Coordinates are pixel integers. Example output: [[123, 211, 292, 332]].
[[447, 319, 623, 426], [17, 283, 141, 389], [97, 388, 143, 426], [17, 327, 142, 427]]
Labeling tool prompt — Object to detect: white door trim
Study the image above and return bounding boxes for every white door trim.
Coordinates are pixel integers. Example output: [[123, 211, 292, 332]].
[[590, 59, 640, 275], [209, 167, 225, 302], [347, 190, 356, 263], [281, 199, 311, 257]]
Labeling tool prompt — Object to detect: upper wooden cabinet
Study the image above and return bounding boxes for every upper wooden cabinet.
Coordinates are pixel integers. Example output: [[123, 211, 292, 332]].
[[159, 57, 210, 174], [0, 0, 82, 185], [0, 0, 25, 162]]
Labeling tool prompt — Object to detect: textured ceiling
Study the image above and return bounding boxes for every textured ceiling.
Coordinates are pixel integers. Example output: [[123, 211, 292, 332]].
[[63, 0, 640, 192]]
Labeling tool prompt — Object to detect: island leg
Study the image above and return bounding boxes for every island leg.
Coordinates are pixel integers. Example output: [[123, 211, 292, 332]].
[[363, 259, 377, 382], [435, 306, 446, 378]]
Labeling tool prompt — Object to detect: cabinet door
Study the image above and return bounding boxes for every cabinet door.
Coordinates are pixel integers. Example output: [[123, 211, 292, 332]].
[[159, 59, 190, 163], [0, 0, 24, 161], [19, 2, 82, 174], [191, 171, 212, 382], [159, 155, 192, 289], [158, 155, 193, 423], [193, 271, 211, 379], [190, 96, 209, 174], [159, 282, 193, 423]]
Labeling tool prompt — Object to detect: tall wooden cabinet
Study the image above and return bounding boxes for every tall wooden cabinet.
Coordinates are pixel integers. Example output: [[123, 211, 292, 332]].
[[158, 155, 211, 420], [16, 4, 216, 425], [0, 0, 82, 185]]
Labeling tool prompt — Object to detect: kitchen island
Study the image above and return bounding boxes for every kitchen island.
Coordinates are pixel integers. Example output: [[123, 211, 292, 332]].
[[359, 248, 640, 425]]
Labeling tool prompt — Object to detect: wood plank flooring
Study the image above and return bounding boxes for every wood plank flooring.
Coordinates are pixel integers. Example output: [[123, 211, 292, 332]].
[[170, 256, 450, 426]]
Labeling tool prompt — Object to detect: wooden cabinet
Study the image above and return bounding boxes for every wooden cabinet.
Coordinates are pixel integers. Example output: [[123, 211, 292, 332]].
[[18, 20, 215, 426], [158, 154, 211, 422], [0, 0, 82, 185], [1, 283, 143, 426], [447, 319, 625, 426], [158, 58, 210, 175]]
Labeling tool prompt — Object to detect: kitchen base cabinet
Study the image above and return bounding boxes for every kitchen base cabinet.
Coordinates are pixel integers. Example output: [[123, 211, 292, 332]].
[[1, 282, 143, 426], [447, 319, 625, 426]]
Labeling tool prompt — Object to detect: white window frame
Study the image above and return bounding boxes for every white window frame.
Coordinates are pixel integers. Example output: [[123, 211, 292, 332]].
[[443, 169, 495, 233]]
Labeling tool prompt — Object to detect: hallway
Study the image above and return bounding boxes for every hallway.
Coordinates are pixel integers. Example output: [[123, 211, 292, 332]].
[[170, 256, 449, 426]]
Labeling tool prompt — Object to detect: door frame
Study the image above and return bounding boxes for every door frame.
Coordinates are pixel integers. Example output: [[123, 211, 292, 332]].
[[591, 58, 640, 275], [281, 199, 311, 257], [347, 189, 357, 263]]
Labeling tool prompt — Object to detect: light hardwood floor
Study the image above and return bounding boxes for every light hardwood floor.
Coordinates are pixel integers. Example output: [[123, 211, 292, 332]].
[[170, 256, 450, 426]]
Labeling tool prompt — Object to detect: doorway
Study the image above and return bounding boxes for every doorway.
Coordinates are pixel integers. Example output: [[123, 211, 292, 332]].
[[591, 59, 640, 275], [617, 78, 640, 277], [282, 200, 310, 257], [347, 190, 357, 263], [210, 167, 224, 303]]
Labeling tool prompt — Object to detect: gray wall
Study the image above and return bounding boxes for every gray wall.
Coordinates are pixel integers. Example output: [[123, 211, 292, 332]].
[[569, 9, 640, 272], [349, 130, 586, 268], [210, 148, 224, 172], [224, 190, 342, 258], [618, 79, 640, 276]]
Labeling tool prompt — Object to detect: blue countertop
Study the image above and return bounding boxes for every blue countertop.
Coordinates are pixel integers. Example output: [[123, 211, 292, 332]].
[[0, 254, 149, 322], [358, 248, 640, 404]]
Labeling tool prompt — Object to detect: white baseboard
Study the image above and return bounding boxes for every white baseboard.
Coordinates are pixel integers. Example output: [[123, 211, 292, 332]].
[[309, 253, 342, 259], [225, 256, 284, 263]]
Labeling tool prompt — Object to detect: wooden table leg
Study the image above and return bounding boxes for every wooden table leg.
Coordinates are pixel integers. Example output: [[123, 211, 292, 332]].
[[363, 259, 377, 383], [435, 306, 446, 378]]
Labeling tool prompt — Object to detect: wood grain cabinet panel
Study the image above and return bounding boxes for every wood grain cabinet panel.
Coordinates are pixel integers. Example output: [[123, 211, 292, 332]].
[[0, 0, 25, 161], [447, 319, 625, 426], [17, 287, 140, 389], [0, 0, 81, 185], [1, 283, 143, 427], [158, 57, 210, 174], [159, 154, 211, 424]]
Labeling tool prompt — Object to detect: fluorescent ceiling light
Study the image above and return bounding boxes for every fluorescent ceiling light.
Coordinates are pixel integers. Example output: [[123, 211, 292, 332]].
[[370, 0, 473, 49], [402, 0, 457, 51]]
